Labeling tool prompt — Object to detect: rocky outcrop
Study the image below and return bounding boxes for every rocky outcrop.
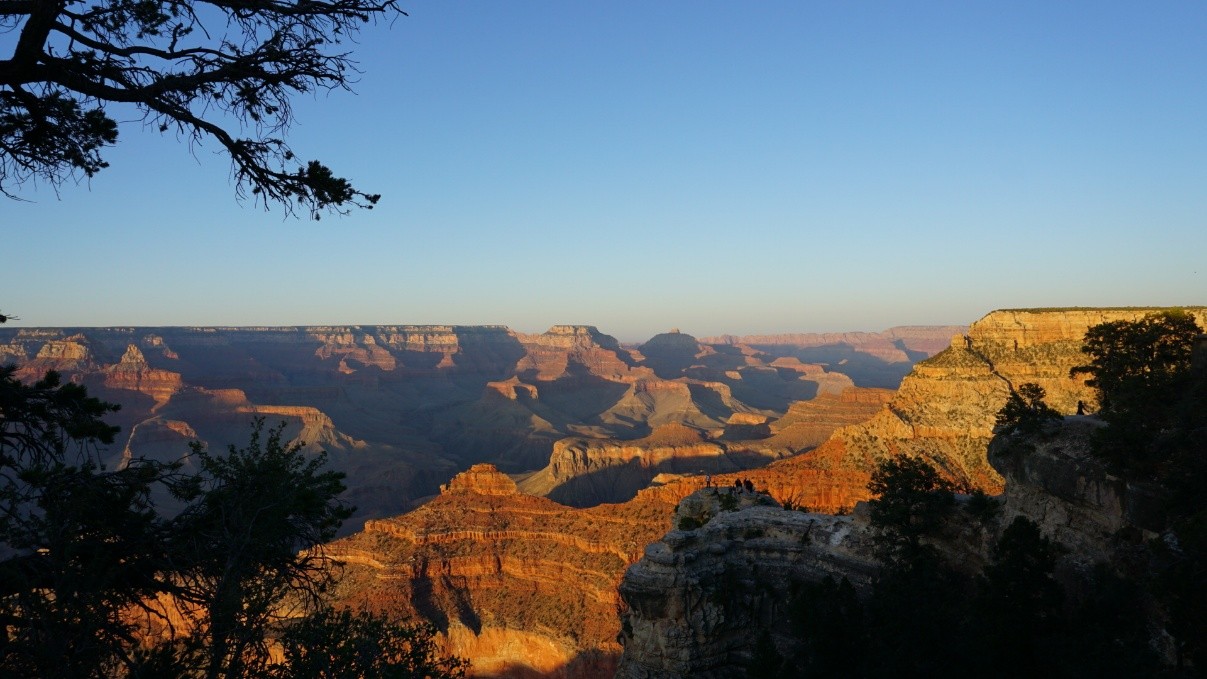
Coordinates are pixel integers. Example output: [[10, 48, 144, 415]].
[[327, 465, 682, 679], [520, 384, 893, 509], [14, 335, 93, 378], [615, 411, 1186, 677], [738, 307, 1207, 513], [311, 332, 398, 372], [101, 345, 184, 410], [514, 326, 641, 381], [614, 489, 879, 678], [519, 425, 731, 506], [761, 387, 894, 451], [988, 416, 1167, 565]]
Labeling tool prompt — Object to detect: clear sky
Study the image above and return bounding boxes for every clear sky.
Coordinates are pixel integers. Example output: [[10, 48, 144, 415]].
[[4, 2, 1205, 342]]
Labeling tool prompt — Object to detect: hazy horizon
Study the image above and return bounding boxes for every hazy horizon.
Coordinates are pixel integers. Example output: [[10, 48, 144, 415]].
[[0, 317, 976, 347]]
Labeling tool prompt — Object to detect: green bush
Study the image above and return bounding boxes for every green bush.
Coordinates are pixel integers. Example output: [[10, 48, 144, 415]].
[[677, 516, 703, 531]]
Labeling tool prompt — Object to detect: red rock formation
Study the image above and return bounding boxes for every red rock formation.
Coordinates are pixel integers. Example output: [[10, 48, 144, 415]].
[[761, 387, 895, 451], [311, 331, 398, 371], [14, 334, 93, 378], [101, 345, 184, 410], [736, 307, 1207, 512], [484, 376, 539, 400], [513, 325, 641, 381], [518, 424, 730, 506], [0, 322, 940, 535], [327, 464, 679, 679]]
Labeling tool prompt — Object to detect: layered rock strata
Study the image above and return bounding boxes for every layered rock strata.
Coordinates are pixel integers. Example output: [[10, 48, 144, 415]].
[[327, 464, 689, 678], [735, 307, 1207, 512], [614, 489, 880, 678], [518, 387, 890, 508], [0, 321, 950, 532]]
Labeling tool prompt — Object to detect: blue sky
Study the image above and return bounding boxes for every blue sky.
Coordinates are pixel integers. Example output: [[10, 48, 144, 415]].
[[4, 1, 1205, 342]]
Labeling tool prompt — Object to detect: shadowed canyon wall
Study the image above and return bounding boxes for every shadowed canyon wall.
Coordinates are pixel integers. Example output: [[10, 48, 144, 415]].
[[0, 324, 955, 532]]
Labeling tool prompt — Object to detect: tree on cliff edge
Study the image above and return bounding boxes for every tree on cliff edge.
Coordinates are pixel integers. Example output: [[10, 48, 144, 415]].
[[1, 0, 403, 215], [1071, 310, 1202, 475]]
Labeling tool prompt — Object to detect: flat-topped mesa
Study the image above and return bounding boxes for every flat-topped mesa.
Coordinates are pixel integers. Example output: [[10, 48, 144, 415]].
[[953, 307, 1207, 412], [539, 325, 621, 350], [440, 463, 519, 496], [11, 335, 94, 380], [514, 325, 638, 381]]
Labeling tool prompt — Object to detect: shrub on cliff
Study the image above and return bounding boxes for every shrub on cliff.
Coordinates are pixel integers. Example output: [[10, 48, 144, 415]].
[[273, 607, 468, 679], [994, 383, 1062, 438], [867, 455, 956, 565]]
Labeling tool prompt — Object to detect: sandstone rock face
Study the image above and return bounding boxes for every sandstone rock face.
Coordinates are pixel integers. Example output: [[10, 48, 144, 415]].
[[15, 335, 94, 378], [988, 417, 1166, 564], [101, 345, 184, 410], [327, 464, 682, 679], [763, 387, 895, 451], [738, 307, 1207, 513], [514, 325, 640, 381], [614, 489, 879, 678], [616, 413, 1187, 677], [519, 425, 730, 506], [518, 386, 891, 509]]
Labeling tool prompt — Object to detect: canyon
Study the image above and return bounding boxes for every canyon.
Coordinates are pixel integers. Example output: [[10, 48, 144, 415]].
[[11, 309, 1198, 677], [0, 324, 952, 532]]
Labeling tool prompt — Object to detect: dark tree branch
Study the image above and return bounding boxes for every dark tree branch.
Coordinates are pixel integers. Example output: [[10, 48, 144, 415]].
[[0, 0, 402, 216]]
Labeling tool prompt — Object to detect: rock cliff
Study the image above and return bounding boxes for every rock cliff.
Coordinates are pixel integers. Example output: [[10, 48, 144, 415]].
[[517, 387, 890, 508], [734, 307, 1207, 513], [100, 344, 184, 410], [615, 411, 1184, 677], [327, 464, 686, 678], [614, 489, 879, 678], [987, 416, 1167, 565]]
